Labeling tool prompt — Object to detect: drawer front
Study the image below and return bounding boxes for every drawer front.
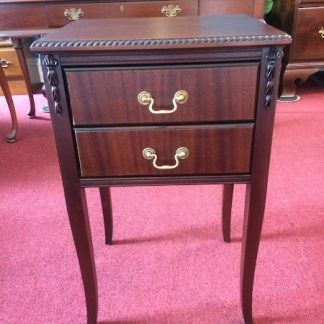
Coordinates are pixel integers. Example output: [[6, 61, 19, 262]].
[[199, 0, 254, 17], [47, 1, 198, 27], [0, 4, 47, 29], [75, 125, 254, 177], [66, 64, 258, 125], [0, 48, 23, 78], [293, 7, 324, 60]]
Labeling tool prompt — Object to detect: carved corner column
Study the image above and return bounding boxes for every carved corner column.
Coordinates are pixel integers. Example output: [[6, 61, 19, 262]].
[[43, 54, 98, 324], [240, 46, 283, 324]]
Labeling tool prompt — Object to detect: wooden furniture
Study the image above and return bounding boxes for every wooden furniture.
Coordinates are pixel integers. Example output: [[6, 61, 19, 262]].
[[0, 62, 17, 142], [0, 38, 26, 96], [267, 0, 324, 101], [0, 0, 265, 97], [32, 15, 290, 323], [0, 37, 42, 96], [0, 0, 264, 140]]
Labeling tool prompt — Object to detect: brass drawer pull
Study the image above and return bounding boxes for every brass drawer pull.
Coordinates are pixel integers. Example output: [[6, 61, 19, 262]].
[[0, 59, 13, 68], [161, 5, 182, 17], [319, 27, 324, 39], [138, 90, 188, 114], [64, 8, 84, 21], [143, 147, 189, 170]]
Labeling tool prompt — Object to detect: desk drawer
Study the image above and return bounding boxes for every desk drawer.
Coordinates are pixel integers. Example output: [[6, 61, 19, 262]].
[[47, 1, 198, 27], [0, 47, 23, 79], [66, 64, 258, 125], [293, 7, 324, 60], [75, 124, 253, 177]]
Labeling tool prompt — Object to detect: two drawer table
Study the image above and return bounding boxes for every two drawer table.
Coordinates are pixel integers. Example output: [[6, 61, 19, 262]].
[[31, 15, 291, 324]]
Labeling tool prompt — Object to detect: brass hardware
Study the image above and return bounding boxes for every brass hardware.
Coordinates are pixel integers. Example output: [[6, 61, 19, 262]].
[[64, 8, 84, 21], [0, 59, 12, 68], [319, 27, 324, 39], [137, 90, 188, 114], [120, 5, 125, 13], [161, 5, 182, 17], [143, 147, 189, 170]]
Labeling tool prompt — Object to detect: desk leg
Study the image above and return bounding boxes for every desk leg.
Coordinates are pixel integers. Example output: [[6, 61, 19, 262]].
[[11, 37, 36, 118], [0, 66, 18, 142], [222, 184, 234, 243], [240, 183, 267, 324], [65, 187, 98, 324], [99, 187, 113, 245]]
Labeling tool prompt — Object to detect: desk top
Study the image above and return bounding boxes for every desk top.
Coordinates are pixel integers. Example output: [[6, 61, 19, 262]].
[[31, 15, 291, 53]]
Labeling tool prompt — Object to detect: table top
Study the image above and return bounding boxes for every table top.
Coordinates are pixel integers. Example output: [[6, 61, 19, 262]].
[[31, 15, 291, 53]]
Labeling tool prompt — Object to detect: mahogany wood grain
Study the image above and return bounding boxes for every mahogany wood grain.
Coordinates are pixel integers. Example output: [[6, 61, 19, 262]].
[[0, 3, 47, 29], [199, 0, 255, 17], [75, 125, 254, 177], [66, 64, 258, 125]]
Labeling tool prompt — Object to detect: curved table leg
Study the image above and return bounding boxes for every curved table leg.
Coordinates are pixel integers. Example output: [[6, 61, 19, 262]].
[[240, 182, 267, 324], [0, 65, 17, 143], [99, 187, 113, 245], [65, 187, 98, 324], [11, 37, 36, 118], [222, 184, 234, 243]]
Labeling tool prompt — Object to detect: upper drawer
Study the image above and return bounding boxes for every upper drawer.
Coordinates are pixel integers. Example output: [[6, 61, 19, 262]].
[[46, 1, 198, 27], [0, 4, 47, 29], [0, 48, 23, 78], [75, 124, 254, 177], [293, 7, 324, 60], [66, 63, 259, 125]]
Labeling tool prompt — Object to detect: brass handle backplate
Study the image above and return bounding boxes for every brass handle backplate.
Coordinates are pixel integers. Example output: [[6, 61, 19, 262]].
[[161, 5, 182, 17], [319, 27, 324, 39], [0, 59, 13, 68], [143, 147, 189, 170], [137, 90, 188, 114], [64, 8, 84, 21]]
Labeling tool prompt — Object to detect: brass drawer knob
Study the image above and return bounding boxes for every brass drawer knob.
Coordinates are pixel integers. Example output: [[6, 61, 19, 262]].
[[319, 27, 324, 39], [161, 5, 182, 17], [137, 90, 188, 114], [143, 147, 189, 170], [64, 8, 84, 21], [0, 59, 13, 68]]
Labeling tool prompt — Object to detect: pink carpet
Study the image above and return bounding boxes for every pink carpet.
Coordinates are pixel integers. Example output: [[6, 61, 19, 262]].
[[0, 87, 323, 323]]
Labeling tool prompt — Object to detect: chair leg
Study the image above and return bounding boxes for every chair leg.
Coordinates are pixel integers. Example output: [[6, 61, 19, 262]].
[[222, 184, 234, 243], [99, 187, 113, 245], [0, 66, 18, 143]]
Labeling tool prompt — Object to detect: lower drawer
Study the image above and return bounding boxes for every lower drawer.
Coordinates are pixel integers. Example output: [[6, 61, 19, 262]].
[[75, 124, 254, 177]]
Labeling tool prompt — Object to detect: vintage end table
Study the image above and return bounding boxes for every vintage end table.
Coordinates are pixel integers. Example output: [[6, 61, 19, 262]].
[[31, 15, 291, 324]]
